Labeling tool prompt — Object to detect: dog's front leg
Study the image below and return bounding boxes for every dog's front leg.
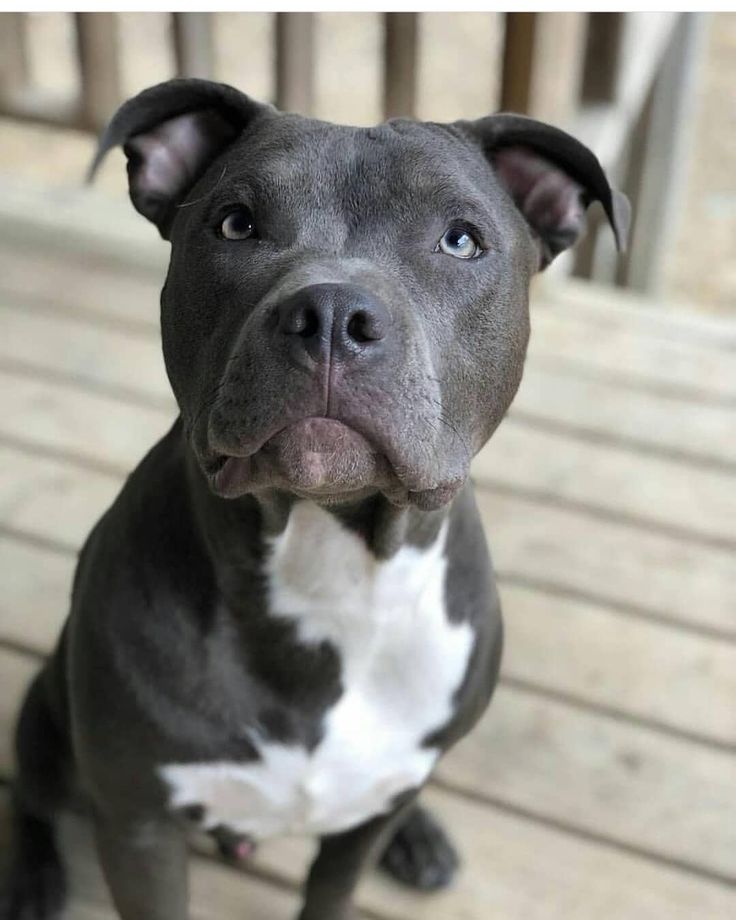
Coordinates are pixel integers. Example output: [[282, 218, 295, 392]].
[[298, 798, 414, 920], [94, 815, 189, 920]]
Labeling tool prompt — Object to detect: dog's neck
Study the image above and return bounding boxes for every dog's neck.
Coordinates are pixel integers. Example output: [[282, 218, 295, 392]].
[[182, 430, 449, 577]]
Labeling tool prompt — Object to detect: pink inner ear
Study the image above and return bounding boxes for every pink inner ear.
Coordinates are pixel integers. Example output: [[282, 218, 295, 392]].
[[493, 146, 585, 245], [125, 109, 235, 206]]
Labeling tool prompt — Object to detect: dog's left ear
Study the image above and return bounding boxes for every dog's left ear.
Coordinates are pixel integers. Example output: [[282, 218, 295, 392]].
[[456, 113, 630, 269], [88, 78, 272, 239]]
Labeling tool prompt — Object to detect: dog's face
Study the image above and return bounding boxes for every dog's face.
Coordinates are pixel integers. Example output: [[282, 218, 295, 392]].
[[94, 80, 628, 510]]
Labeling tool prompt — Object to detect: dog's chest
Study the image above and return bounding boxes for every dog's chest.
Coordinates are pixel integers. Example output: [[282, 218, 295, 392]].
[[159, 505, 473, 839]]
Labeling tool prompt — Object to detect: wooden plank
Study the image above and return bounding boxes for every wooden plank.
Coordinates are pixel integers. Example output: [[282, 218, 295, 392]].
[[0, 304, 172, 408], [275, 12, 315, 115], [438, 683, 736, 881], [0, 447, 120, 550], [0, 537, 75, 654], [173, 12, 215, 80], [0, 86, 79, 130], [2, 652, 735, 919], [500, 582, 736, 747], [512, 362, 736, 468], [0, 244, 160, 335], [75, 13, 123, 131], [476, 490, 736, 638], [0, 371, 172, 473], [529, 307, 736, 405], [534, 276, 736, 351], [473, 420, 736, 548], [383, 12, 419, 119], [0, 181, 168, 276]]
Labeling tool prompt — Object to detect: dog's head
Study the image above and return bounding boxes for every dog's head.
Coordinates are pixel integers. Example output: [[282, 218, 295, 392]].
[[93, 79, 628, 510]]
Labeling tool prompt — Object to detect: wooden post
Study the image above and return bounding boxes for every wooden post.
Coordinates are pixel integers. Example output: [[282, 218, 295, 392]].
[[500, 13, 536, 113], [275, 12, 315, 115], [75, 12, 122, 131], [383, 12, 419, 119], [173, 12, 215, 80], [501, 12, 587, 125], [623, 13, 707, 293], [581, 13, 625, 103], [0, 12, 30, 103]]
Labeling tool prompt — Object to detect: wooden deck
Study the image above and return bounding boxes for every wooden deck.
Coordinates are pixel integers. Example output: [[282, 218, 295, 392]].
[[0, 184, 735, 919]]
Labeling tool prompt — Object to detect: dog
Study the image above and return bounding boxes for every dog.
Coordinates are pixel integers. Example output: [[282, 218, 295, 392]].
[[1, 79, 628, 920]]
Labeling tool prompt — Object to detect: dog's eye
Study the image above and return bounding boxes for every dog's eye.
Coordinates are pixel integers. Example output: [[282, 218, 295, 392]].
[[220, 208, 256, 241], [437, 227, 482, 259]]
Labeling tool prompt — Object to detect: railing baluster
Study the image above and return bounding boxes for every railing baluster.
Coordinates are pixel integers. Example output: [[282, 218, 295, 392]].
[[173, 12, 215, 80], [501, 12, 587, 125], [75, 12, 122, 131], [500, 12, 536, 113], [581, 13, 625, 103], [383, 12, 419, 119], [623, 13, 707, 294], [0, 12, 30, 103], [275, 12, 315, 115]]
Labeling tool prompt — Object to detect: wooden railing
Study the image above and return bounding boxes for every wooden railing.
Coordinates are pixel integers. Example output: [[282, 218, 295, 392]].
[[0, 11, 706, 294]]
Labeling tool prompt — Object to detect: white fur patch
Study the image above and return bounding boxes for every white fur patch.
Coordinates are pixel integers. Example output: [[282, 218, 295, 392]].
[[159, 503, 473, 839]]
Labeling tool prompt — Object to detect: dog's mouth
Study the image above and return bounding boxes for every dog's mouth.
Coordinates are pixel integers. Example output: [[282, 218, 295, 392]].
[[210, 417, 393, 500], [205, 411, 469, 511]]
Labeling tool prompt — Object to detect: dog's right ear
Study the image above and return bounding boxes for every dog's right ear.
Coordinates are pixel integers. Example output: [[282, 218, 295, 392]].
[[89, 79, 272, 238]]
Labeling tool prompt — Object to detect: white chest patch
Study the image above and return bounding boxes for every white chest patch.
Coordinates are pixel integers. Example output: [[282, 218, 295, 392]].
[[159, 504, 473, 840]]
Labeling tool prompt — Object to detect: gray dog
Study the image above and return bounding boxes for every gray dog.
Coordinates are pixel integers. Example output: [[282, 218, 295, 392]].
[[1, 79, 627, 920]]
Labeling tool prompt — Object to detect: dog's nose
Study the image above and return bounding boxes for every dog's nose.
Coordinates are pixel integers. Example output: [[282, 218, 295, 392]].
[[275, 283, 389, 364]]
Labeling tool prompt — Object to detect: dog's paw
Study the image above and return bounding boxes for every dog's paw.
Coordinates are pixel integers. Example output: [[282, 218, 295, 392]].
[[379, 805, 459, 891]]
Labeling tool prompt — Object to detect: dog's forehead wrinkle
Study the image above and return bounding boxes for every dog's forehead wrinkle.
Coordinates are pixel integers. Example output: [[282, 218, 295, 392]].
[[222, 116, 489, 223]]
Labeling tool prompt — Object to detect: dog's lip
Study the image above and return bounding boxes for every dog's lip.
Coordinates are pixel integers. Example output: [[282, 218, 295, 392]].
[[210, 417, 380, 498], [207, 417, 466, 507]]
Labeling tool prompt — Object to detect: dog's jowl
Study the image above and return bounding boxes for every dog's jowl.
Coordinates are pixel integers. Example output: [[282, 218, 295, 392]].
[[1, 79, 628, 920]]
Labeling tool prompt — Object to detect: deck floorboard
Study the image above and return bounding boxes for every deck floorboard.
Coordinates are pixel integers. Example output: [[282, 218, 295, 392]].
[[1, 213, 734, 918]]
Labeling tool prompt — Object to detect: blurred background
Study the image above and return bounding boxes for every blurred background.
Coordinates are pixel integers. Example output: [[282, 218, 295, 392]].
[[0, 11, 734, 920], [1, 10, 734, 306]]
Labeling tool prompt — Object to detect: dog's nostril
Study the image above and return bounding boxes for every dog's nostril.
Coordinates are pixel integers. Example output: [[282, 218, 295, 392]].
[[297, 307, 320, 338], [347, 311, 373, 344]]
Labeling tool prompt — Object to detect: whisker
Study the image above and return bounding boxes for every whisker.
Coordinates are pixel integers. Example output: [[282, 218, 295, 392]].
[[177, 165, 228, 209]]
